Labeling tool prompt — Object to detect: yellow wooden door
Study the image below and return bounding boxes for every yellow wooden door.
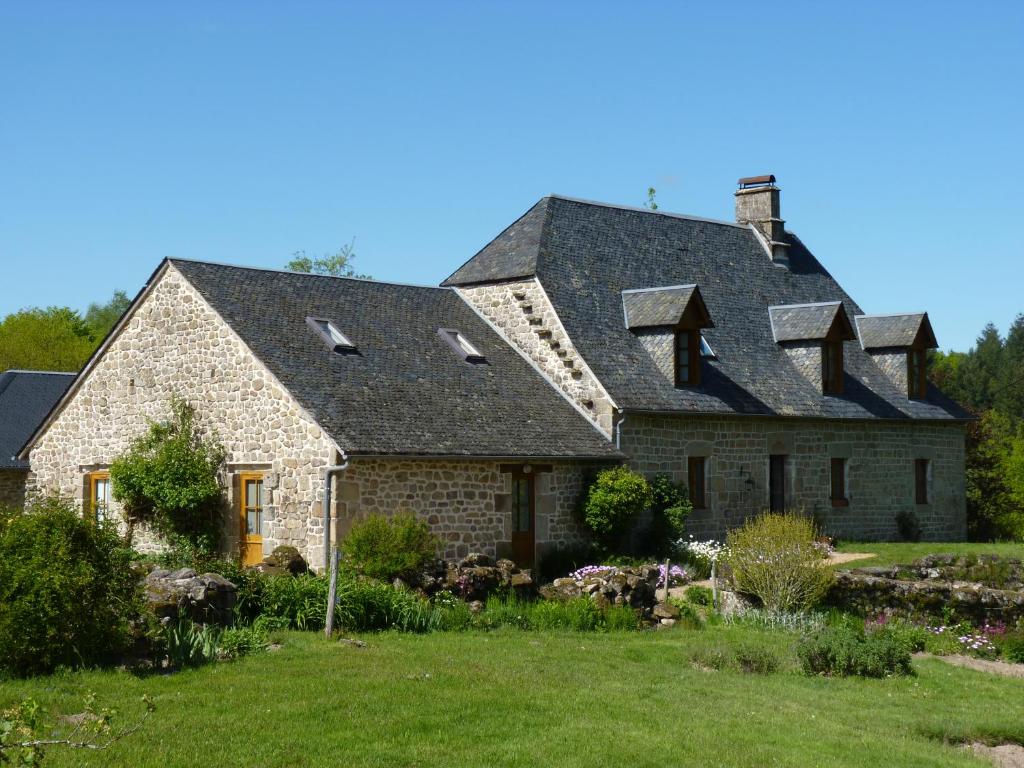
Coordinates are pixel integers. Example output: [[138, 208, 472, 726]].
[[239, 473, 266, 566]]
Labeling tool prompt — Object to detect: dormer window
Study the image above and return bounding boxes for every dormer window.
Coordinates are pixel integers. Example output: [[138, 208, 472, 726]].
[[306, 317, 358, 354], [907, 348, 927, 400], [769, 301, 856, 396], [438, 328, 487, 364], [675, 329, 701, 386], [854, 313, 937, 401], [823, 340, 844, 395], [621, 284, 715, 391]]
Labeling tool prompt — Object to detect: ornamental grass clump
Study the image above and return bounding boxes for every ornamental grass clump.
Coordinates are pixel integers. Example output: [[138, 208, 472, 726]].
[[725, 512, 833, 613]]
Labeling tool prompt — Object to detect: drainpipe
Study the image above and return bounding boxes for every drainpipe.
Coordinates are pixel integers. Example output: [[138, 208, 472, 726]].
[[322, 460, 349, 572], [614, 409, 626, 452], [322, 458, 349, 638]]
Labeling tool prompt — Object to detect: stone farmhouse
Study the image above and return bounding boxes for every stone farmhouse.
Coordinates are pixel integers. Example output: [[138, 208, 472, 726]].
[[18, 177, 969, 568]]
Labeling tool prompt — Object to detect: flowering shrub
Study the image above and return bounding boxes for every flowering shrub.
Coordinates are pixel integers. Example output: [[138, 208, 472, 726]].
[[569, 564, 618, 581], [658, 564, 690, 589], [925, 621, 1004, 658], [568, 563, 688, 590], [725, 513, 833, 613], [678, 537, 728, 579]]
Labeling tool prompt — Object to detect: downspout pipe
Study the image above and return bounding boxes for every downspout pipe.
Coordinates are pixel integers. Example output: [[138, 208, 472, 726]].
[[322, 461, 349, 572], [615, 409, 626, 452]]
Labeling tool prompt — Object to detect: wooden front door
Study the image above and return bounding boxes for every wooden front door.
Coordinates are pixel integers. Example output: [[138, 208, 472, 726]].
[[769, 455, 787, 513], [509, 473, 536, 567], [239, 473, 266, 566]]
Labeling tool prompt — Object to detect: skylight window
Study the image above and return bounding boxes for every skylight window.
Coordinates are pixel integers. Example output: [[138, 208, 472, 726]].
[[306, 317, 358, 354], [438, 328, 487, 364], [700, 335, 717, 359]]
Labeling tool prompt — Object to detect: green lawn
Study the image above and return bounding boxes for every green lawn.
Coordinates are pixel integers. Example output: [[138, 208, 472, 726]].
[[834, 541, 1024, 569], [3, 627, 1022, 768]]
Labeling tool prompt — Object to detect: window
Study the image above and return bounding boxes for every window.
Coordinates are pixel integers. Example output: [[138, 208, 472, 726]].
[[830, 458, 848, 507], [687, 456, 706, 510], [907, 349, 927, 399], [87, 472, 111, 522], [675, 329, 701, 387], [914, 459, 930, 505], [769, 455, 787, 512], [438, 328, 487, 364], [699, 335, 717, 359], [306, 317, 358, 354], [822, 340, 844, 394]]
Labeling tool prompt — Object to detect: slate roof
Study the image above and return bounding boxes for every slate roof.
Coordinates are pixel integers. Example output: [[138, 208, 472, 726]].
[[0, 371, 75, 469], [621, 285, 713, 330], [769, 302, 855, 343], [443, 195, 969, 421], [856, 313, 938, 350], [169, 260, 620, 459]]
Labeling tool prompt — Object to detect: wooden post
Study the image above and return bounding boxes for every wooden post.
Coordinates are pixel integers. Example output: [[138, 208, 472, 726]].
[[711, 559, 718, 611], [662, 559, 671, 603], [325, 546, 339, 638]]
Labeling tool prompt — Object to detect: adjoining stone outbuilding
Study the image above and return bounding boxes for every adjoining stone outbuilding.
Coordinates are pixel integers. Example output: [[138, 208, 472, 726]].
[[0, 370, 74, 509], [20, 175, 971, 566], [21, 260, 618, 568]]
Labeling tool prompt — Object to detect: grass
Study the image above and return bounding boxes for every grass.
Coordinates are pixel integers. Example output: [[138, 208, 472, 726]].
[[834, 541, 1024, 569], [3, 626, 1023, 767]]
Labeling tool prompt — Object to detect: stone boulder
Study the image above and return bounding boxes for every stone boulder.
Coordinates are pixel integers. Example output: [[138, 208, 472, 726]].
[[410, 554, 535, 601], [144, 567, 238, 625], [251, 545, 308, 576], [539, 565, 662, 620]]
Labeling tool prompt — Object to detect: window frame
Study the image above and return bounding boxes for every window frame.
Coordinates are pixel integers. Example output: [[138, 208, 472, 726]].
[[87, 471, 111, 523], [822, 340, 844, 394], [687, 456, 707, 510], [830, 458, 848, 507], [674, 328, 702, 387], [914, 459, 930, 505], [305, 316, 359, 355], [907, 348, 928, 400], [438, 328, 488, 364]]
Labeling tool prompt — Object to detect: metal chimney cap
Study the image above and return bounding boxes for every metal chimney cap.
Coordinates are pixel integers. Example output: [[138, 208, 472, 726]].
[[737, 174, 776, 189]]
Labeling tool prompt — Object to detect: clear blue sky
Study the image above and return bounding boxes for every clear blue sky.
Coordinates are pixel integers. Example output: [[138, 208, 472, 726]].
[[1, 1, 1021, 352]]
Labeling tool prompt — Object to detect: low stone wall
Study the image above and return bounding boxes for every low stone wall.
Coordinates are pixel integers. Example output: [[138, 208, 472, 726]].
[[827, 569, 1024, 625]]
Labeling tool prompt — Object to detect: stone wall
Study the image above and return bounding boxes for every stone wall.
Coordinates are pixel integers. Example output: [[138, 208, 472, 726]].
[[621, 413, 966, 541], [27, 264, 339, 561], [457, 280, 616, 435], [335, 458, 590, 562], [0, 469, 26, 509]]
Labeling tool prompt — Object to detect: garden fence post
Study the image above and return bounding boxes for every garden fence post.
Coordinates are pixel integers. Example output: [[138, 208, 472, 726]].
[[325, 546, 340, 638], [711, 559, 718, 612], [663, 559, 670, 603]]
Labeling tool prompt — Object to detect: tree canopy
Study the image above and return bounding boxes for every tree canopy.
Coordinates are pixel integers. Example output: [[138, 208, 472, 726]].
[[0, 290, 132, 373], [285, 240, 370, 279]]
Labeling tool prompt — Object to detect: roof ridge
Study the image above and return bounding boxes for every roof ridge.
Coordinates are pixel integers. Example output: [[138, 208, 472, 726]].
[[621, 283, 698, 295], [168, 257, 451, 292], [546, 194, 752, 230], [855, 312, 928, 319], [769, 300, 843, 310]]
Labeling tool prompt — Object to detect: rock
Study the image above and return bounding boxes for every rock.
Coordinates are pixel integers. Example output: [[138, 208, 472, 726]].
[[252, 545, 308, 576], [144, 569, 237, 625], [659, 618, 677, 628], [510, 572, 533, 588], [653, 602, 681, 620], [495, 559, 517, 572], [460, 553, 493, 568], [468, 600, 484, 614]]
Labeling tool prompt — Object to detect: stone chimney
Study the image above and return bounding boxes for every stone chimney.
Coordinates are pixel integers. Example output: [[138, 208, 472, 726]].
[[735, 175, 790, 267]]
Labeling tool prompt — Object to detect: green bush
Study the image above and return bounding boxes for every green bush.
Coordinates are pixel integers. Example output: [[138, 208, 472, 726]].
[[690, 646, 733, 671], [260, 573, 329, 630], [725, 512, 833, 612], [995, 631, 1024, 663], [869, 618, 929, 653], [735, 644, 781, 674], [895, 509, 922, 542], [337, 579, 437, 633], [670, 600, 705, 630], [0, 497, 141, 677], [797, 624, 914, 677], [648, 474, 692, 556], [685, 585, 714, 607], [110, 397, 226, 557], [218, 623, 269, 660], [341, 513, 440, 582], [582, 467, 653, 550]]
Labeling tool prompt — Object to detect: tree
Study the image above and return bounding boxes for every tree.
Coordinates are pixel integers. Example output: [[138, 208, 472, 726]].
[[285, 240, 370, 279], [0, 307, 96, 372], [645, 187, 659, 211], [994, 314, 1024, 423], [960, 323, 1003, 410], [84, 290, 131, 339]]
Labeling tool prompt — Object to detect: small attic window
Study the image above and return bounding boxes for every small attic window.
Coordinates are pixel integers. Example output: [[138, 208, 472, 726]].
[[306, 317, 358, 354], [439, 328, 487, 364]]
